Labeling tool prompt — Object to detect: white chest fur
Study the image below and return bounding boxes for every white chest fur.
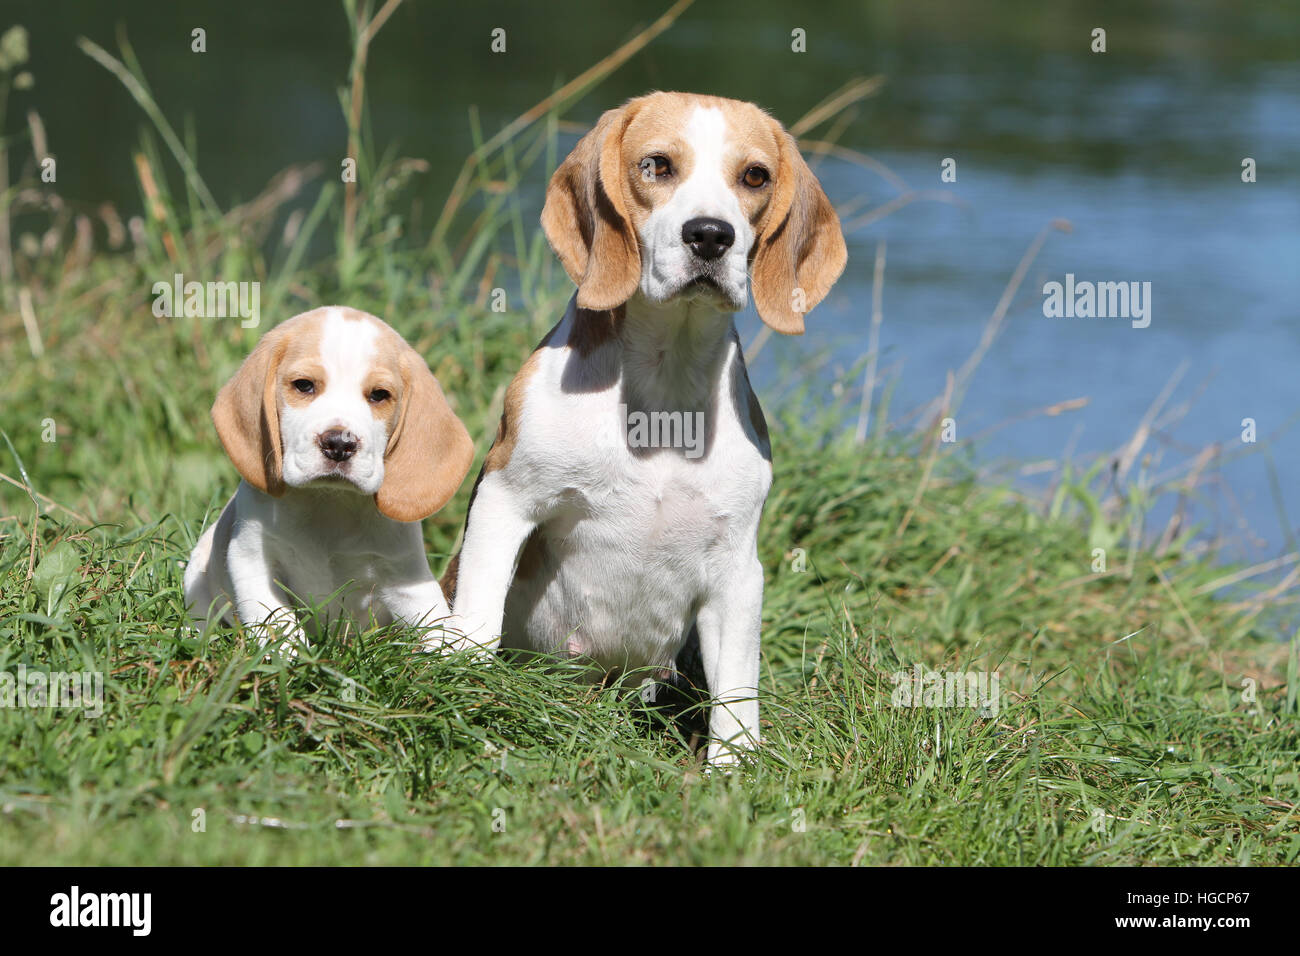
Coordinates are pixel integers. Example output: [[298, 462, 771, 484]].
[[473, 297, 772, 673], [185, 482, 448, 639], [254, 488, 423, 624]]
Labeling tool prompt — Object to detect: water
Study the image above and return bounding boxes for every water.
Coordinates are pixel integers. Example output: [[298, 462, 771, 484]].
[[9, 0, 1300, 565]]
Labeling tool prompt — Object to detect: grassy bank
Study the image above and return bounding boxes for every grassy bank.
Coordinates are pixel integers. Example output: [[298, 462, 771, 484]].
[[1, 12, 1297, 865]]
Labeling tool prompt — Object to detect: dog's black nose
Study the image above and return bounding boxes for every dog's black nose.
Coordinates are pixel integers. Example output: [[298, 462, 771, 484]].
[[318, 429, 358, 462], [681, 217, 735, 261]]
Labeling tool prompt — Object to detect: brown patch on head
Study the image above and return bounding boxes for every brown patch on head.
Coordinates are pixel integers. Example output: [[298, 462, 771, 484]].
[[711, 97, 785, 233], [361, 313, 474, 523], [618, 93, 784, 241], [541, 103, 643, 310], [613, 94, 697, 237], [749, 121, 847, 335], [355, 314, 409, 438], [212, 310, 330, 496], [273, 316, 327, 413]]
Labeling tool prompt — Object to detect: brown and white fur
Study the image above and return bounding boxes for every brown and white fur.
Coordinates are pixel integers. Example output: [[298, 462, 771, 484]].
[[184, 306, 474, 651], [437, 93, 846, 764]]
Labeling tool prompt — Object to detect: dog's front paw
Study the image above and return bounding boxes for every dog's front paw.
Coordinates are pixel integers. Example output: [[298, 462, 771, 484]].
[[704, 740, 758, 773], [417, 616, 497, 664], [415, 615, 464, 654]]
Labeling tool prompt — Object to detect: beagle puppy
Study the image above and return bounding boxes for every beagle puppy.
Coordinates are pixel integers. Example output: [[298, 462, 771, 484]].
[[440, 92, 846, 764], [184, 306, 474, 650]]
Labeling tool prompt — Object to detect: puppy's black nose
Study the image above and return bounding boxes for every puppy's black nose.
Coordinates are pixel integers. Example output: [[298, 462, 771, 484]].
[[318, 429, 358, 462], [681, 217, 735, 261]]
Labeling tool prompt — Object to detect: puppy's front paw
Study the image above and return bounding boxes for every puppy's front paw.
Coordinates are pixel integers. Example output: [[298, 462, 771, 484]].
[[260, 636, 307, 661], [252, 611, 310, 661]]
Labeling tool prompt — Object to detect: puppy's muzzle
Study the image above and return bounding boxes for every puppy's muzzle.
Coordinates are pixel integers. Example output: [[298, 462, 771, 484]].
[[318, 428, 359, 462], [681, 217, 735, 262]]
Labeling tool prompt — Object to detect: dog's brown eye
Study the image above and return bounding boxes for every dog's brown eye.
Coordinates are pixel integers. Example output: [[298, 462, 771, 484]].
[[640, 154, 672, 181], [743, 166, 769, 188], [368, 388, 391, 404], [292, 379, 315, 394]]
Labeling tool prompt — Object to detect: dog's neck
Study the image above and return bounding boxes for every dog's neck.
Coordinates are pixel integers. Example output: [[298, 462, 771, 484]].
[[260, 481, 384, 523], [615, 290, 736, 414]]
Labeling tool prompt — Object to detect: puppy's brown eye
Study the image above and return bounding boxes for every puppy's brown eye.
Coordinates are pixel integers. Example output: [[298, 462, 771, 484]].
[[640, 154, 672, 181], [292, 379, 315, 394], [368, 388, 391, 404], [743, 166, 769, 188]]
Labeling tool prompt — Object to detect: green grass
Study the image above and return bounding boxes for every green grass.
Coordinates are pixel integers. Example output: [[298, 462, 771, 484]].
[[0, 13, 1297, 865]]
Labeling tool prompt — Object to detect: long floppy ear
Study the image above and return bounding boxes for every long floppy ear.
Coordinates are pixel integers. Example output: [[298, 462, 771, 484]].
[[541, 103, 641, 310], [751, 128, 848, 335], [375, 347, 474, 523], [212, 327, 288, 496]]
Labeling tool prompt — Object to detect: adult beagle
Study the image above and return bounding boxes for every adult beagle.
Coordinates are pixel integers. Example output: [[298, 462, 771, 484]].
[[440, 92, 846, 764], [184, 306, 474, 650]]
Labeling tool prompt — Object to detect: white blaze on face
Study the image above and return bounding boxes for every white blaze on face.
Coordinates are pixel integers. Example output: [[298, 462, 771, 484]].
[[638, 106, 755, 309], [280, 310, 389, 493]]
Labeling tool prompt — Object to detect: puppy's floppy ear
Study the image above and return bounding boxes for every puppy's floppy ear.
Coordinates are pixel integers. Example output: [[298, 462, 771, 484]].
[[212, 325, 288, 496], [541, 101, 641, 311], [750, 126, 848, 335], [376, 347, 474, 523]]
